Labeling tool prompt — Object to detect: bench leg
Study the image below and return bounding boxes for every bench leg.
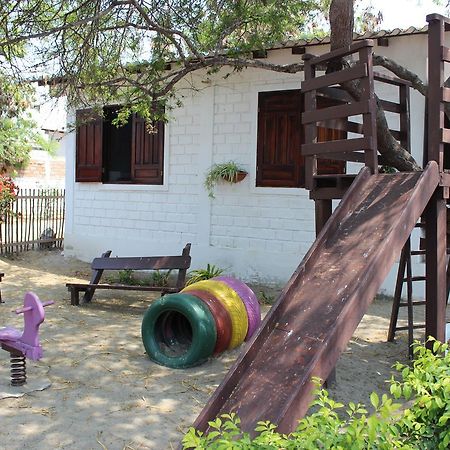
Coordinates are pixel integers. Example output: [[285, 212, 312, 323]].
[[83, 288, 93, 303], [70, 288, 80, 306], [0, 276, 3, 303]]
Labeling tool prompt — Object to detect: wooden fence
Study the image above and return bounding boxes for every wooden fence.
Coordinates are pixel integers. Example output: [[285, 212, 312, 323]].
[[0, 188, 65, 254]]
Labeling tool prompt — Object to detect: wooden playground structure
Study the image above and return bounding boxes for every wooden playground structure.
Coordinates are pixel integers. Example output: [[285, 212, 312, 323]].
[[190, 13, 450, 436]]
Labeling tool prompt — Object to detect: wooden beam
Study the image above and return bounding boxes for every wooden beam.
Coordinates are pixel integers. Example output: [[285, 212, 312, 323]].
[[302, 63, 368, 92], [291, 46, 306, 55], [252, 50, 267, 59]]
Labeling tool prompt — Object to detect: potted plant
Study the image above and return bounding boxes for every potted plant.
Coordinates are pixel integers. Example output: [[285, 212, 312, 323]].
[[204, 161, 247, 198]]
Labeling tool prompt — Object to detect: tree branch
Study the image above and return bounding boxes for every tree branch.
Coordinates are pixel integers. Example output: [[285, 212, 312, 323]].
[[127, 0, 201, 61], [373, 54, 428, 97], [0, 1, 127, 48]]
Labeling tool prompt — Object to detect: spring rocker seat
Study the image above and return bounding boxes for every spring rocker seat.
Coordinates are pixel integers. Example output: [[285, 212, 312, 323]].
[[0, 292, 53, 385]]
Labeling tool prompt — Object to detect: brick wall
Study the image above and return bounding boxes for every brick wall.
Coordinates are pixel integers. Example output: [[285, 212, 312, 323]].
[[16, 150, 65, 188]]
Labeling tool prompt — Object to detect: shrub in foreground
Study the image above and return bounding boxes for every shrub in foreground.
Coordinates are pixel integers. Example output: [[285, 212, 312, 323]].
[[182, 338, 450, 449]]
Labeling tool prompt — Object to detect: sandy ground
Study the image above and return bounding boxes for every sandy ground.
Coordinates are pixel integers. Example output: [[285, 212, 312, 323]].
[[0, 249, 444, 450]]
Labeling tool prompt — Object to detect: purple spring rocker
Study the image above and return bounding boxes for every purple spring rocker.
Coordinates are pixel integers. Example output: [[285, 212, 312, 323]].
[[0, 292, 53, 386]]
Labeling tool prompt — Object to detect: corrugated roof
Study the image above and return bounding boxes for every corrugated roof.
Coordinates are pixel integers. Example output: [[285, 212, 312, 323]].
[[269, 25, 428, 50]]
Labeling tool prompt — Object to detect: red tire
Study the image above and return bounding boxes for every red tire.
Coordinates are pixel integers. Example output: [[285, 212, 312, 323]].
[[183, 280, 248, 348], [186, 289, 232, 354]]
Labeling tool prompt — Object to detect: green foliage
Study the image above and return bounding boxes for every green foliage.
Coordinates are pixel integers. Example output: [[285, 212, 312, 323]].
[[117, 269, 136, 285], [183, 340, 450, 449], [0, 75, 45, 171], [204, 162, 247, 199], [115, 269, 171, 287], [391, 338, 450, 449], [258, 290, 275, 305], [186, 264, 225, 286], [379, 165, 397, 174], [0, 176, 18, 220], [151, 269, 172, 287]]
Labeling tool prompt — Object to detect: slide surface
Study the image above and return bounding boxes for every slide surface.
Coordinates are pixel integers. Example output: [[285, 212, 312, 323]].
[[193, 163, 440, 434]]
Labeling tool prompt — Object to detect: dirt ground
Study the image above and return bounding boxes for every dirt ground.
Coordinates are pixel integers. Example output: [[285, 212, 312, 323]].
[[0, 249, 443, 449]]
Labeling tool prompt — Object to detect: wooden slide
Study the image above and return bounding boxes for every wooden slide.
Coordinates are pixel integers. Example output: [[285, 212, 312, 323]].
[[193, 162, 440, 434]]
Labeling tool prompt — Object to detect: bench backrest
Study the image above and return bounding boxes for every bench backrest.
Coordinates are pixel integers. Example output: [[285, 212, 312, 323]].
[[90, 243, 192, 290], [91, 255, 191, 271]]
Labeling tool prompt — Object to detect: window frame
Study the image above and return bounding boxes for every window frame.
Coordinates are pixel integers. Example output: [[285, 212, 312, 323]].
[[75, 106, 165, 185]]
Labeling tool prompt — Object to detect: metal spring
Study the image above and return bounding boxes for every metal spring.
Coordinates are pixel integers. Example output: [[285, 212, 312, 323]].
[[10, 353, 26, 386]]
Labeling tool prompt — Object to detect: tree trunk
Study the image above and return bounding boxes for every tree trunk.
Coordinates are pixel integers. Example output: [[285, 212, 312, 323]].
[[328, 0, 421, 171], [329, 0, 354, 52]]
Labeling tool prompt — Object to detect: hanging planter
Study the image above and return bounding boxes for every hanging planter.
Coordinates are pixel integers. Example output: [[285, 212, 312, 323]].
[[204, 161, 247, 199]]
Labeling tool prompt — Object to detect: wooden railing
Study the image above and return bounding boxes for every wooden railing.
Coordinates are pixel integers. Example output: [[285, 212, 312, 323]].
[[0, 188, 65, 254], [301, 40, 413, 195], [302, 40, 378, 190]]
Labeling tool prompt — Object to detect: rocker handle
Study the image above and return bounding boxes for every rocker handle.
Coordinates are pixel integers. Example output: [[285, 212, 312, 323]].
[[15, 300, 54, 314]]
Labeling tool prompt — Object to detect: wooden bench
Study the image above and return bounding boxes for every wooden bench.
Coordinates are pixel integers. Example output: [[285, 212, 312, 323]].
[[66, 243, 191, 306]]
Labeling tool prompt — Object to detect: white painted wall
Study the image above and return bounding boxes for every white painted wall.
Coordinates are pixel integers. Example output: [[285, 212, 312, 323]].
[[64, 33, 432, 297]]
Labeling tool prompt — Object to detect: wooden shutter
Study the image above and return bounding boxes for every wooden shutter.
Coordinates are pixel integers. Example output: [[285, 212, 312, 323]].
[[75, 109, 103, 182], [317, 126, 346, 175], [256, 90, 303, 187], [316, 96, 346, 176], [131, 115, 164, 184]]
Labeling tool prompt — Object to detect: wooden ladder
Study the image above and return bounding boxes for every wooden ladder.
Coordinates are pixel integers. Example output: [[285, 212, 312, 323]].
[[388, 222, 450, 358]]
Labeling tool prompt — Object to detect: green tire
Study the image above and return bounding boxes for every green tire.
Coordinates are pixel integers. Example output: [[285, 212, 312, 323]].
[[141, 293, 217, 369]]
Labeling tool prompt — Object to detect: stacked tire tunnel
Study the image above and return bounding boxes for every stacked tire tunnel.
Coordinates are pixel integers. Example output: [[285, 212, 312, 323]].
[[141, 277, 261, 368]]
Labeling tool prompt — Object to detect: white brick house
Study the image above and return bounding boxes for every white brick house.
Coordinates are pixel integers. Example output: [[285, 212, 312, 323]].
[[63, 28, 432, 295]]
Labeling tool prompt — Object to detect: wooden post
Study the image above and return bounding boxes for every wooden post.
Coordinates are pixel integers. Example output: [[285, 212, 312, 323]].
[[424, 193, 447, 343], [303, 54, 318, 191], [426, 14, 448, 344], [427, 15, 445, 170], [315, 200, 332, 234], [315, 199, 336, 386]]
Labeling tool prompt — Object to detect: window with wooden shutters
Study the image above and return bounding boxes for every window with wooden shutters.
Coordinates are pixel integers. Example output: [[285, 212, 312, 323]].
[[75, 109, 103, 182], [75, 106, 164, 185], [256, 90, 345, 188], [256, 90, 303, 187]]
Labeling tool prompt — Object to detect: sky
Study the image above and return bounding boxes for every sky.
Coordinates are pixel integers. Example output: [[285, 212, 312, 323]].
[[366, 0, 448, 29]]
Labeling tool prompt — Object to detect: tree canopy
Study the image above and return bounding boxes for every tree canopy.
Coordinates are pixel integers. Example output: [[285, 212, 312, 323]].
[[0, 1, 329, 120], [0, 0, 444, 171]]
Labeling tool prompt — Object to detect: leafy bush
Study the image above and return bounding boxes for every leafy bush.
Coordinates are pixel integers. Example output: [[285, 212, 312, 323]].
[[182, 338, 450, 449], [258, 290, 275, 305], [391, 339, 450, 449], [115, 269, 172, 287], [151, 269, 171, 287], [186, 264, 225, 286], [117, 269, 136, 285], [0, 176, 18, 220]]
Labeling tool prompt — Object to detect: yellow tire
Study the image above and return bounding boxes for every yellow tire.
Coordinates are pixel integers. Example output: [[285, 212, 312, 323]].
[[183, 280, 248, 349]]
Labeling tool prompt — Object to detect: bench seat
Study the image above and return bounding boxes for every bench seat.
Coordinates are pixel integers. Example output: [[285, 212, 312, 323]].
[[66, 283, 180, 292]]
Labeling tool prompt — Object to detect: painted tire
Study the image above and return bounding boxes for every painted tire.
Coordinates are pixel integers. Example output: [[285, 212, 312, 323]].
[[186, 289, 232, 354], [141, 293, 216, 369], [183, 280, 248, 349], [214, 276, 261, 340]]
